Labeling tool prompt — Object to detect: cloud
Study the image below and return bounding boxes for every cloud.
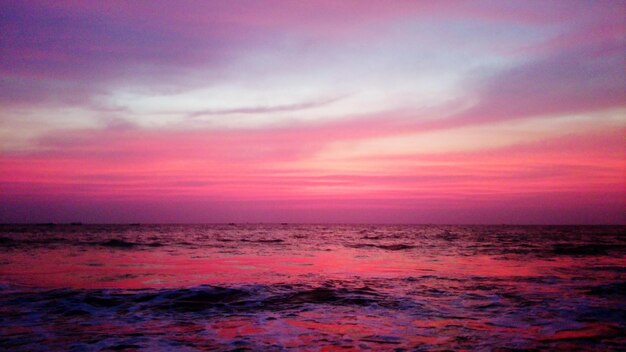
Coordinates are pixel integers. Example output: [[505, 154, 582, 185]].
[[455, 41, 626, 124], [186, 95, 346, 119], [1, 127, 623, 223], [3, 0, 620, 111], [1, 1, 625, 223]]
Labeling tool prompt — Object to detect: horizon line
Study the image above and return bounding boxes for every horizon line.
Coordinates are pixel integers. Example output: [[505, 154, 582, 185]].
[[1, 222, 623, 226]]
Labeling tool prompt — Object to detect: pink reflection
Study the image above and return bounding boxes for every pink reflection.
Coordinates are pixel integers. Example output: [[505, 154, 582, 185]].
[[1, 245, 623, 290], [0, 224, 624, 351]]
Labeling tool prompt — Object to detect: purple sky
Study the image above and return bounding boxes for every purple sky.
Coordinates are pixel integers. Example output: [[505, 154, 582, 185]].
[[1, 1, 625, 224]]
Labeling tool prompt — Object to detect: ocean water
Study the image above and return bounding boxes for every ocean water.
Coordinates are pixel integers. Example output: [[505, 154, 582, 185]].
[[0, 224, 624, 351]]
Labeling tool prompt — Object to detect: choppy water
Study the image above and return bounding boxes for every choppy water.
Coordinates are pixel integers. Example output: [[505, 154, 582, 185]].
[[0, 224, 624, 351]]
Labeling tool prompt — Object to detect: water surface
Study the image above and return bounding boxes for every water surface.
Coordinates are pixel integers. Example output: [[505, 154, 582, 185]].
[[1, 224, 624, 350]]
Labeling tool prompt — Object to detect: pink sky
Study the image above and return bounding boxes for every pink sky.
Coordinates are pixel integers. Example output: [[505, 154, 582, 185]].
[[1, 1, 624, 224]]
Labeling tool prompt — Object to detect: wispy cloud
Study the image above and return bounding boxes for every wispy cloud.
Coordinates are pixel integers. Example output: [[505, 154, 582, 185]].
[[186, 95, 346, 119]]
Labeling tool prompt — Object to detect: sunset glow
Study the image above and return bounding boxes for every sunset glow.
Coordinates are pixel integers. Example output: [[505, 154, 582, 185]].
[[1, 1, 624, 223]]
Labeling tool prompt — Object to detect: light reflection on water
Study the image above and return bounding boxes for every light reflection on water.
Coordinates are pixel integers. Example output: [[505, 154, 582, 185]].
[[0, 224, 624, 350]]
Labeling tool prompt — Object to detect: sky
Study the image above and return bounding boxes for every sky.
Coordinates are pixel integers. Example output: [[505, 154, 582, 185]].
[[1, 1, 625, 224]]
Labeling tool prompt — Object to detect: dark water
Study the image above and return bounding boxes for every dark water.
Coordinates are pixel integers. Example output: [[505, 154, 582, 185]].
[[0, 224, 624, 351]]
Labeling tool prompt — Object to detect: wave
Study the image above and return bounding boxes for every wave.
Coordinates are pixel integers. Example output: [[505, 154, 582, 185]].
[[0, 237, 164, 249], [0, 283, 412, 316], [552, 244, 626, 256], [1, 278, 624, 351], [348, 243, 416, 251], [240, 239, 284, 243], [98, 239, 163, 248]]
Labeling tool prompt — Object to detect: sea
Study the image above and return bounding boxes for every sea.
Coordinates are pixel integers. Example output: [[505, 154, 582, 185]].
[[0, 224, 624, 351]]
